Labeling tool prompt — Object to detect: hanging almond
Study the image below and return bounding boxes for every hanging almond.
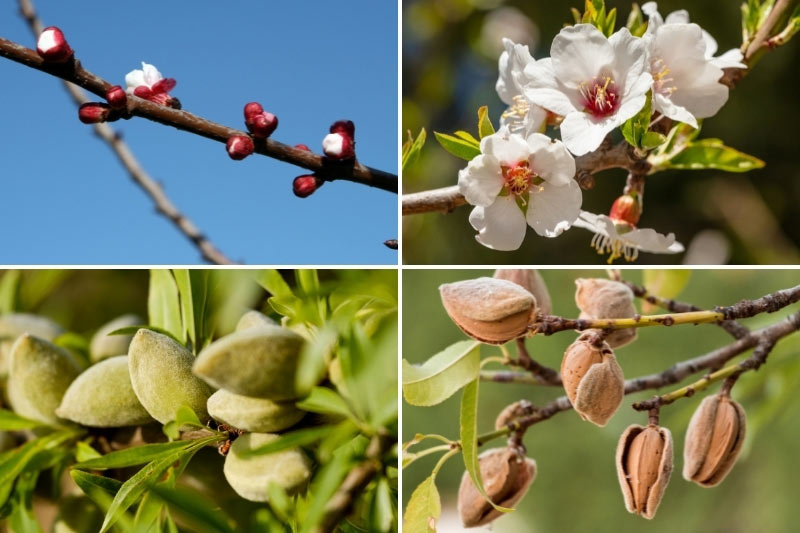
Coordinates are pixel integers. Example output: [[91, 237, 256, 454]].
[[683, 394, 746, 487], [561, 334, 624, 426], [493, 269, 552, 315], [575, 278, 638, 348], [616, 424, 674, 519]]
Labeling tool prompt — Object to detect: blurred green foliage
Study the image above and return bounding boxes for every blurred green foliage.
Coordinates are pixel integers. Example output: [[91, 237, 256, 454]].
[[403, 269, 800, 532], [402, 0, 800, 265]]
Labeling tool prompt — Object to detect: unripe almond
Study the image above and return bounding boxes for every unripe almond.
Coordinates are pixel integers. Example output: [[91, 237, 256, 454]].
[[89, 314, 141, 363], [207, 389, 304, 433], [457, 447, 536, 527], [235, 310, 277, 332], [575, 278, 637, 348], [493, 269, 552, 315], [683, 394, 746, 487], [0, 313, 64, 378], [616, 424, 673, 519], [439, 277, 536, 345], [560, 335, 624, 426]]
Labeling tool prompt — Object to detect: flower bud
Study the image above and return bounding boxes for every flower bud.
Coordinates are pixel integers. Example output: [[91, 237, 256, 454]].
[[226, 135, 255, 160], [439, 277, 536, 345], [493, 269, 552, 316], [78, 102, 111, 124], [561, 334, 624, 426], [293, 175, 323, 198], [322, 132, 355, 160], [105, 85, 127, 110], [36, 26, 73, 63], [575, 278, 637, 348], [683, 394, 746, 487], [294, 143, 311, 151], [609, 194, 642, 226], [245, 111, 278, 139], [457, 447, 536, 527], [243, 102, 264, 121], [329, 119, 355, 138], [616, 424, 673, 520]]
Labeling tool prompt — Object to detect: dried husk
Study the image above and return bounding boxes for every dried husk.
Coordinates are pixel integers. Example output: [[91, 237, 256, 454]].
[[616, 424, 674, 519], [575, 278, 637, 348], [683, 394, 746, 487], [193, 325, 304, 400], [457, 447, 537, 527], [493, 269, 552, 315], [207, 389, 304, 432], [440, 278, 536, 345], [7, 334, 81, 424], [561, 336, 624, 426], [56, 356, 153, 427], [89, 314, 141, 363], [128, 329, 213, 424], [235, 310, 277, 332], [0, 313, 64, 378], [223, 432, 312, 502]]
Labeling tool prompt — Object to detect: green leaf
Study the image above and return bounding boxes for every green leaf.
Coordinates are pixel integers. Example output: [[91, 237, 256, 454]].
[[369, 476, 395, 533], [18, 270, 69, 310], [148, 270, 183, 344], [641, 131, 667, 150], [477, 106, 495, 139], [570, 7, 581, 24], [71, 469, 123, 497], [296, 326, 337, 396], [402, 128, 427, 172], [8, 471, 42, 533], [173, 270, 209, 353], [460, 379, 512, 515], [452, 131, 480, 146], [256, 269, 294, 299], [402, 475, 441, 533], [74, 441, 192, 470], [162, 406, 205, 441], [626, 3, 647, 37], [402, 340, 480, 406], [434, 132, 481, 161], [152, 486, 236, 533], [296, 387, 354, 420], [0, 269, 20, 314], [299, 443, 357, 533], [667, 139, 765, 172], [239, 426, 332, 457], [74, 441, 103, 463], [604, 7, 617, 36], [621, 91, 652, 149], [642, 270, 691, 313], [0, 409, 47, 431]]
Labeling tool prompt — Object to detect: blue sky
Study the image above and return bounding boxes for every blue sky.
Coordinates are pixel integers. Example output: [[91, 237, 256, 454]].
[[0, 1, 397, 265]]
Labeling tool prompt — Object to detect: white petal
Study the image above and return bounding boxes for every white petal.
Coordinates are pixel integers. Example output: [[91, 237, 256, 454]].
[[670, 61, 728, 119], [496, 39, 534, 104], [141, 62, 163, 87], [551, 24, 615, 85], [701, 29, 719, 57], [523, 59, 579, 116], [572, 211, 608, 234], [469, 197, 527, 251], [623, 228, 684, 253], [527, 134, 575, 187], [665, 9, 690, 24], [608, 27, 649, 89], [480, 130, 531, 166], [652, 92, 698, 128], [526, 179, 582, 237], [614, 85, 651, 124], [711, 49, 747, 69], [642, 2, 663, 35], [559, 111, 618, 156], [125, 68, 146, 92], [458, 154, 503, 207]]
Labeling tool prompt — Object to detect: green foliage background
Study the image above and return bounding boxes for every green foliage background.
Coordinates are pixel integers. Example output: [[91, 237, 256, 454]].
[[402, 0, 800, 265], [402, 269, 800, 532]]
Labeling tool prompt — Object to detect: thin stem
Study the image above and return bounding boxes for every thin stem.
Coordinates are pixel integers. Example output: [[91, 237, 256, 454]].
[[402, 444, 453, 469], [479, 370, 547, 385], [533, 310, 725, 335]]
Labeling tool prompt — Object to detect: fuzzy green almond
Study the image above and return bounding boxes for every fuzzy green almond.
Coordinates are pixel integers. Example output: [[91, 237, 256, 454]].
[[56, 355, 153, 427], [207, 389, 304, 433], [89, 314, 141, 363], [193, 325, 304, 400], [128, 329, 213, 424], [223, 432, 312, 502], [0, 313, 65, 378], [235, 310, 277, 332], [7, 334, 81, 424]]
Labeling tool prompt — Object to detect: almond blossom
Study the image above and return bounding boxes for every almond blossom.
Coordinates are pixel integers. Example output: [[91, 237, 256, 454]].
[[522, 24, 652, 156], [458, 127, 581, 250], [573, 211, 684, 262], [125, 62, 177, 106], [496, 38, 546, 135]]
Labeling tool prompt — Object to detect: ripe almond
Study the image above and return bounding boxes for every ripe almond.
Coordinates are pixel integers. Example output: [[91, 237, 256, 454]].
[[561, 335, 624, 426], [493, 269, 552, 315], [575, 278, 637, 348], [616, 424, 674, 519], [683, 394, 746, 487]]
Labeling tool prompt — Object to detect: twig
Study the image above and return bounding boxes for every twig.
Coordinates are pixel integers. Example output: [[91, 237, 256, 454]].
[[513, 338, 561, 385], [15, 0, 234, 265], [480, 370, 556, 386], [0, 36, 397, 193]]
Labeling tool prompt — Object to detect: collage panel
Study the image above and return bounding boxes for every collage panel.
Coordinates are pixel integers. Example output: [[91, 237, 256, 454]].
[[0, 269, 398, 532], [401, 0, 800, 265], [401, 268, 800, 532]]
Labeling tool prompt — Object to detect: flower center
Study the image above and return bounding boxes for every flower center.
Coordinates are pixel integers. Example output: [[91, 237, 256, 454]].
[[580, 76, 620, 118], [650, 58, 676, 95], [590, 228, 639, 263], [501, 161, 536, 196]]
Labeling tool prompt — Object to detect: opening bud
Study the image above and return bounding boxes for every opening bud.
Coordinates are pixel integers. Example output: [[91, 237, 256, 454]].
[[78, 102, 111, 124], [609, 193, 642, 226], [494, 269, 552, 316], [243, 102, 278, 138], [105, 85, 127, 110], [683, 394, 746, 487], [616, 424, 674, 519], [561, 334, 624, 426], [226, 135, 255, 160], [329, 119, 355, 138], [36, 26, 73, 63], [575, 278, 637, 348], [322, 132, 355, 160], [293, 175, 323, 198]]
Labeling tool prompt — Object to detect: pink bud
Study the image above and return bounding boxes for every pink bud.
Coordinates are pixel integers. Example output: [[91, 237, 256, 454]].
[[78, 102, 110, 124], [609, 194, 642, 226], [106, 85, 127, 110], [226, 135, 255, 160], [249, 112, 278, 139], [293, 175, 323, 198], [36, 26, 73, 63], [322, 132, 355, 160], [244, 102, 264, 122], [294, 144, 311, 152], [329, 120, 355, 138]]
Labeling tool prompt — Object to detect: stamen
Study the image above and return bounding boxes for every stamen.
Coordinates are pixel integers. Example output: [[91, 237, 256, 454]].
[[589, 231, 638, 264], [501, 95, 531, 132], [580, 76, 620, 118], [651, 57, 677, 95], [501, 160, 536, 196]]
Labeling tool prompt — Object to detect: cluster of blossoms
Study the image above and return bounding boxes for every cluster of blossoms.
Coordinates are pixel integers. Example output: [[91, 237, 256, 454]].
[[458, 2, 745, 260]]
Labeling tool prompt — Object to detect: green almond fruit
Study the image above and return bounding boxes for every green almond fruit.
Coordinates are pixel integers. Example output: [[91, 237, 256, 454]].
[[235, 310, 277, 332], [89, 314, 142, 363], [207, 389, 304, 433], [0, 313, 64, 378], [7, 334, 81, 424], [223, 432, 312, 502], [56, 355, 153, 427], [193, 325, 304, 400], [128, 329, 212, 424]]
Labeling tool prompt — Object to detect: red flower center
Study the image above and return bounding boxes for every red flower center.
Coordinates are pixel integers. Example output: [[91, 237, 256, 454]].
[[581, 76, 619, 118], [501, 161, 535, 196]]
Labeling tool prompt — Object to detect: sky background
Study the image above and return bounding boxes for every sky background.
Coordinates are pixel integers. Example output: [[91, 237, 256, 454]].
[[0, 0, 398, 265]]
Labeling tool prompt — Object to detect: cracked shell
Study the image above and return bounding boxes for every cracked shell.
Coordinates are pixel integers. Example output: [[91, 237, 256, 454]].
[[207, 389, 304, 432], [616, 424, 674, 520], [89, 314, 141, 363], [683, 394, 746, 487]]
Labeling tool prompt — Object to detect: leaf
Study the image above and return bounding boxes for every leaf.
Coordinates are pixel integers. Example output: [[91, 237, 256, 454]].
[[8, 471, 41, 533], [18, 270, 69, 310], [642, 270, 692, 313], [0, 269, 20, 313], [641, 131, 666, 150], [402, 475, 441, 533], [255, 269, 294, 299], [0, 409, 47, 431], [162, 406, 205, 441], [298, 443, 357, 533], [71, 469, 123, 497], [75, 441, 103, 463], [666, 139, 765, 172], [621, 91, 652, 149], [148, 270, 183, 344], [173, 270, 209, 353], [460, 379, 512, 515], [296, 325, 338, 396], [477, 106, 495, 138], [452, 131, 480, 146], [152, 485, 236, 533], [369, 476, 395, 533], [434, 132, 481, 161], [74, 441, 192, 470], [239, 426, 332, 457], [402, 340, 480, 406], [296, 387, 354, 420], [604, 7, 617, 36], [626, 3, 648, 38], [402, 128, 427, 172]]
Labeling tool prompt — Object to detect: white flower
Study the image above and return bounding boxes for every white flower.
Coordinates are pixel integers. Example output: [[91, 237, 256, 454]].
[[125, 62, 164, 93], [458, 127, 581, 251], [496, 38, 547, 135], [522, 24, 652, 156], [573, 211, 684, 262]]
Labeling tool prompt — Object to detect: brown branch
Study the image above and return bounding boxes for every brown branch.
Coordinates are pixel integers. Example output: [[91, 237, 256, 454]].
[[15, 0, 233, 265], [0, 36, 397, 194], [513, 338, 561, 385]]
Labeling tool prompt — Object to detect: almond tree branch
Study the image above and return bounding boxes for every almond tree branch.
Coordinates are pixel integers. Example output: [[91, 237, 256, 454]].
[[0, 36, 397, 193], [513, 338, 561, 385]]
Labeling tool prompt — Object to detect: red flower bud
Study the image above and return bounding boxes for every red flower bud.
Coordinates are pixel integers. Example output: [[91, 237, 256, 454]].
[[294, 144, 311, 152], [36, 27, 73, 63], [329, 120, 355, 138], [243, 102, 264, 121], [293, 175, 323, 198], [322, 132, 355, 160], [248, 112, 278, 139], [226, 135, 255, 160], [609, 194, 642, 226], [106, 85, 127, 110], [78, 102, 110, 124]]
